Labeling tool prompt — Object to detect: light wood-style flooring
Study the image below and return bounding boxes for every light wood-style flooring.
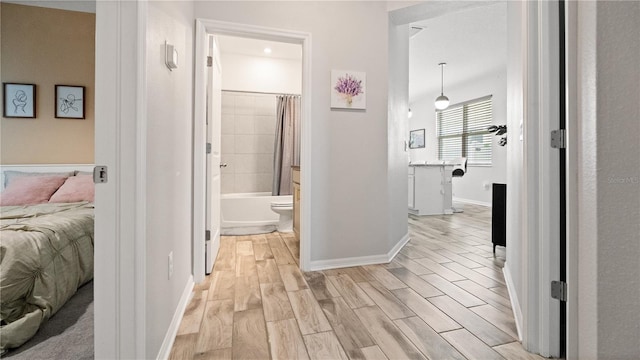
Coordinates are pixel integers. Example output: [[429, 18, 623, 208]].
[[170, 204, 545, 360]]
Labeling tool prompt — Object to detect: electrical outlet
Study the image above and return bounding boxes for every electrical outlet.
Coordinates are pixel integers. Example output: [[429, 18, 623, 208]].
[[168, 252, 174, 279]]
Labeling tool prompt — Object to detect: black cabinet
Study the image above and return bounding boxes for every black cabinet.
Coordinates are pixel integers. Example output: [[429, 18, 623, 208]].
[[492, 183, 507, 253]]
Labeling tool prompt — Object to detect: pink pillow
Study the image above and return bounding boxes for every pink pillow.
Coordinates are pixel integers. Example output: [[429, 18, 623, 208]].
[[49, 175, 95, 203], [0, 175, 68, 206]]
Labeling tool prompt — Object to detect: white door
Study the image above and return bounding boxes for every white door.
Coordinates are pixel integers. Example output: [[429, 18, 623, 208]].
[[205, 36, 222, 274]]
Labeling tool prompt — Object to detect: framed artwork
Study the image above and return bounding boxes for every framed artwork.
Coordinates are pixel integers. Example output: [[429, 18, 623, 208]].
[[409, 129, 425, 149], [3, 83, 36, 118], [55, 85, 85, 119], [331, 70, 366, 110]]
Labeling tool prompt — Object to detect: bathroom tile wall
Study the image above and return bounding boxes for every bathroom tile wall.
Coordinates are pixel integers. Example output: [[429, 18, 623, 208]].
[[221, 91, 277, 194]]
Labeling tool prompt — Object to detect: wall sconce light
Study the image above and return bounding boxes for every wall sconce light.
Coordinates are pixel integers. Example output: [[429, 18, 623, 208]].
[[408, 108, 413, 119], [165, 41, 178, 71]]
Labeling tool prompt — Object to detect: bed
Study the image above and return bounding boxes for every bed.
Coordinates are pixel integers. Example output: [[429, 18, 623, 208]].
[[0, 165, 95, 354]]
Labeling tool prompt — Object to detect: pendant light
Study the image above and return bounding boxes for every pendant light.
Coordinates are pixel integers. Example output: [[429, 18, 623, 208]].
[[435, 62, 450, 110]]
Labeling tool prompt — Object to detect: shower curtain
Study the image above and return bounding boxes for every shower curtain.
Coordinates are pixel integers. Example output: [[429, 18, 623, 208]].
[[272, 95, 300, 195]]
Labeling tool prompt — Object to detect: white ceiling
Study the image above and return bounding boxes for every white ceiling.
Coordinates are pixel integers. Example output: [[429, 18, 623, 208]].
[[409, 2, 507, 102], [216, 35, 302, 61]]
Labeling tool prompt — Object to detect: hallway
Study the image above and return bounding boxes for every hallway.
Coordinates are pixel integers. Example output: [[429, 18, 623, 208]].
[[170, 205, 545, 359]]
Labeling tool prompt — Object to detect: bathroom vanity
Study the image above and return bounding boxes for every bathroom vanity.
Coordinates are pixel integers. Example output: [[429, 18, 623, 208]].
[[292, 166, 301, 240], [408, 163, 454, 215]]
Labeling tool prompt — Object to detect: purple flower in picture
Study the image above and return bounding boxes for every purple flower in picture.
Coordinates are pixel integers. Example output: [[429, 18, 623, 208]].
[[334, 73, 363, 105]]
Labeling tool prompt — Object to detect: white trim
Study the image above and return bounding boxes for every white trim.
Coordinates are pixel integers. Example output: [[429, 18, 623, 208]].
[[156, 276, 195, 360], [94, 3, 119, 356], [94, 1, 145, 358], [134, 1, 148, 358], [193, 19, 207, 285], [503, 265, 524, 342], [452, 197, 492, 207], [309, 233, 410, 271], [299, 33, 312, 272], [519, 1, 561, 356], [193, 19, 313, 282], [310, 254, 390, 272], [388, 232, 411, 261]]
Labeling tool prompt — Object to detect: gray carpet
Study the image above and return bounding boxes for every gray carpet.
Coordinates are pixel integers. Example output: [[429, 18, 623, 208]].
[[3, 281, 94, 360]]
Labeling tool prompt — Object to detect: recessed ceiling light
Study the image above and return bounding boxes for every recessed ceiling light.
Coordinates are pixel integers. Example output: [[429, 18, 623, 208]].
[[263, 47, 272, 54]]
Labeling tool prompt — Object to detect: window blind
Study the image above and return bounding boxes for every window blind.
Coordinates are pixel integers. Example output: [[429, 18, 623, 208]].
[[437, 96, 493, 165]]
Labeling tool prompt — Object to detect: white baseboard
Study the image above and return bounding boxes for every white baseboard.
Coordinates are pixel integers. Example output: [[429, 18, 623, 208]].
[[503, 264, 523, 342], [309, 232, 410, 271], [453, 196, 492, 207], [388, 232, 411, 260], [156, 275, 195, 360]]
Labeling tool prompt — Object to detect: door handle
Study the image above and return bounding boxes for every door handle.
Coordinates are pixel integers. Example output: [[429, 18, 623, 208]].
[[220, 163, 227, 168]]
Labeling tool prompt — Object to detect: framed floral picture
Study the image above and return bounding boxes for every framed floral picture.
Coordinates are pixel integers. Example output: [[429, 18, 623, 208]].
[[55, 85, 85, 119], [409, 129, 425, 149], [3, 83, 36, 118], [331, 70, 366, 110]]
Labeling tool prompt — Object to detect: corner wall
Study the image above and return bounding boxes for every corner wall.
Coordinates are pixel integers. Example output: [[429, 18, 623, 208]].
[[0, 3, 95, 164]]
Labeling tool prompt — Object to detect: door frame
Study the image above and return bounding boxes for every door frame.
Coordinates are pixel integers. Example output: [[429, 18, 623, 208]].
[[389, 1, 568, 357], [521, 1, 562, 355], [193, 19, 313, 282], [94, 1, 147, 358]]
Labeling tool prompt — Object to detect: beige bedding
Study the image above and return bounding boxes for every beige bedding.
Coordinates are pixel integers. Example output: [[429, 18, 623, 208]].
[[0, 202, 94, 354]]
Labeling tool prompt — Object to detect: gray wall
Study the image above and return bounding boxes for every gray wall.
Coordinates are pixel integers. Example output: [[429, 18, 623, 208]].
[[194, 1, 396, 262], [145, 1, 194, 357], [593, 1, 640, 357]]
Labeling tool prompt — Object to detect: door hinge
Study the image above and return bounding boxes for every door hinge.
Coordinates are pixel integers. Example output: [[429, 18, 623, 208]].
[[207, 56, 213, 67], [550, 129, 566, 149], [206, 143, 212, 154], [93, 166, 108, 184], [551, 280, 567, 302], [205, 230, 211, 241]]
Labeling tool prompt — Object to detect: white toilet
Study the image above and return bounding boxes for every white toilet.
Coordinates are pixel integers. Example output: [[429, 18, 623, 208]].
[[270, 196, 294, 233]]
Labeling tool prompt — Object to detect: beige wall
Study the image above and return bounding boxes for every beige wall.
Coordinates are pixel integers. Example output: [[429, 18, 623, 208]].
[[0, 3, 95, 164]]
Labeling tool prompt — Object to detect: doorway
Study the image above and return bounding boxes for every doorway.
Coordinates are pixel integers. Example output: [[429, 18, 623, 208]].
[[193, 19, 313, 283], [389, 1, 567, 357], [204, 33, 303, 273]]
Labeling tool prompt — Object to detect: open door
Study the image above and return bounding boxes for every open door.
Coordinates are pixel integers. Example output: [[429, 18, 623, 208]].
[[205, 36, 222, 274]]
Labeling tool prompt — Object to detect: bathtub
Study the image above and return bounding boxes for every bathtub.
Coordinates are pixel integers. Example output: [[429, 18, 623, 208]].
[[221, 192, 292, 235]]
